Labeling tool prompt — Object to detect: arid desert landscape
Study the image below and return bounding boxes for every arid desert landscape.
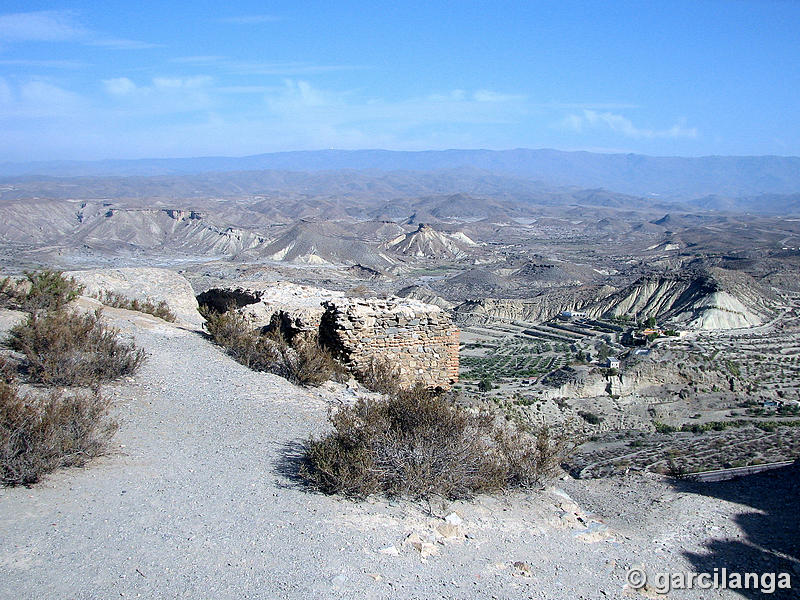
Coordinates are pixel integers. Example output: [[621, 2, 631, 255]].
[[2, 3, 800, 599]]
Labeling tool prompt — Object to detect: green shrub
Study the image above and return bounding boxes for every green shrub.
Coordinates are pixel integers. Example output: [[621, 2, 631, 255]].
[[7, 309, 145, 386], [302, 384, 569, 499], [653, 421, 677, 434], [0, 381, 117, 486], [666, 458, 689, 479], [22, 270, 83, 313]]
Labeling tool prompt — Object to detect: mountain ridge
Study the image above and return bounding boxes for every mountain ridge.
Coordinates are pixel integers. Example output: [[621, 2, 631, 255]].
[[3, 148, 800, 199]]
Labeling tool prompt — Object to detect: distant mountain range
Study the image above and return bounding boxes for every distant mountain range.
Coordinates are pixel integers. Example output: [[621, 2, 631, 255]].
[[2, 148, 800, 200]]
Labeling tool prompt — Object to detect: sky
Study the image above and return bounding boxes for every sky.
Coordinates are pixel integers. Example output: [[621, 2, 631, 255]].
[[0, 1, 799, 162]]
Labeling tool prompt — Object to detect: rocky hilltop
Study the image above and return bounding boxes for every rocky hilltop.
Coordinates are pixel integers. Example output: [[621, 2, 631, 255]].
[[455, 267, 777, 331], [387, 223, 474, 259], [67, 267, 203, 328]]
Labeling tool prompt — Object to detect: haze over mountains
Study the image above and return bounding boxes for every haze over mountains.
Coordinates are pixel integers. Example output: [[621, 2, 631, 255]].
[[3, 148, 800, 203]]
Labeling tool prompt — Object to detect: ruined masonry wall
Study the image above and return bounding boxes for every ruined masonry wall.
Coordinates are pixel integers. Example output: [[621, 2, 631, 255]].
[[321, 299, 459, 390]]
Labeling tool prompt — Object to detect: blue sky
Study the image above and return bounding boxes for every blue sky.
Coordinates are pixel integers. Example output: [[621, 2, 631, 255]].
[[1, 1, 799, 161]]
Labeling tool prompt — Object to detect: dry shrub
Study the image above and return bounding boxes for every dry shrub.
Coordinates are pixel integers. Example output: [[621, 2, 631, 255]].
[[302, 384, 570, 499], [201, 307, 344, 387], [0, 270, 84, 313], [200, 307, 264, 367], [7, 309, 145, 386], [96, 290, 177, 322], [0, 276, 22, 309], [280, 332, 348, 387], [356, 356, 400, 395], [0, 381, 117, 486]]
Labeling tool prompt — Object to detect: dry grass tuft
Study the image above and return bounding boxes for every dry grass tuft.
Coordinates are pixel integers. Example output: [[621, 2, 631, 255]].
[[0, 381, 117, 486], [96, 290, 176, 322]]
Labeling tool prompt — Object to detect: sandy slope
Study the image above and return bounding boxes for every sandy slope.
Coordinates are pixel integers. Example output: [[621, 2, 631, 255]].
[[0, 308, 796, 599]]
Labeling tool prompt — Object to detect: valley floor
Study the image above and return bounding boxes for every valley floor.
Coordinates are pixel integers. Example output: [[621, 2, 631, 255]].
[[0, 309, 797, 599]]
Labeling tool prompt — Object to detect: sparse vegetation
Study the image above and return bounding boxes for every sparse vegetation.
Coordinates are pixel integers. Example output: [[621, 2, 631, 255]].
[[7, 309, 145, 386], [578, 410, 602, 425], [0, 270, 152, 484], [654, 421, 677, 434], [0, 270, 83, 313], [22, 270, 83, 313], [200, 306, 344, 387], [302, 382, 569, 499], [478, 377, 494, 392], [96, 290, 176, 322], [355, 356, 399, 394], [0, 381, 117, 486]]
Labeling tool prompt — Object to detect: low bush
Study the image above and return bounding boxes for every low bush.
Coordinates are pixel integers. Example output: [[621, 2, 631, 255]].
[[96, 290, 176, 322], [201, 307, 344, 387], [286, 333, 347, 387], [22, 270, 83, 313], [653, 421, 677, 434], [7, 309, 145, 386], [578, 410, 602, 425], [302, 384, 569, 499], [0, 277, 22, 309], [0, 381, 117, 486], [355, 356, 399, 394]]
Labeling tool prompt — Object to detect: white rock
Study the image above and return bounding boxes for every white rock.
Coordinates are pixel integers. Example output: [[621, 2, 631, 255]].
[[377, 545, 400, 556], [444, 512, 463, 526]]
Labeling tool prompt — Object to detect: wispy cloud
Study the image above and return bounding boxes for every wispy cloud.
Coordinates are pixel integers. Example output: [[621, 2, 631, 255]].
[[560, 109, 697, 139], [0, 76, 86, 119], [540, 102, 641, 110], [170, 55, 226, 64], [0, 58, 87, 68], [168, 55, 366, 75], [0, 10, 85, 42], [88, 38, 163, 50], [264, 80, 529, 129], [218, 15, 280, 25], [473, 90, 527, 103], [103, 77, 137, 95], [0, 10, 156, 50], [100, 75, 215, 114], [232, 61, 368, 75]]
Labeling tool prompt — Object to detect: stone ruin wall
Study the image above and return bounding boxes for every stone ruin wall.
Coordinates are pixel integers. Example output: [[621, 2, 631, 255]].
[[196, 282, 459, 390], [321, 299, 460, 390]]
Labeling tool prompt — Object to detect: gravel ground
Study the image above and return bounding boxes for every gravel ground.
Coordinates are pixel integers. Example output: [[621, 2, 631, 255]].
[[0, 308, 797, 599]]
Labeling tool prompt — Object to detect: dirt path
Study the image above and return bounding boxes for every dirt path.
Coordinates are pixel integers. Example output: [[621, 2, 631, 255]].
[[0, 309, 794, 599]]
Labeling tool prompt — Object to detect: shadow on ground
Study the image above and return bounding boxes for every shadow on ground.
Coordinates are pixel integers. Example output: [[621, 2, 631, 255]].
[[272, 440, 318, 492], [671, 462, 799, 599]]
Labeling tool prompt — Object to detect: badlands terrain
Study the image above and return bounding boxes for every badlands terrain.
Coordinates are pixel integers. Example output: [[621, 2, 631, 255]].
[[0, 149, 799, 598]]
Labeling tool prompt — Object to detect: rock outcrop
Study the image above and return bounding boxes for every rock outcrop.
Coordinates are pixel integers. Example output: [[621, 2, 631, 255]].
[[453, 285, 614, 326], [386, 223, 471, 259], [68, 267, 203, 328], [196, 282, 344, 335], [454, 267, 777, 331], [593, 268, 776, 330]]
